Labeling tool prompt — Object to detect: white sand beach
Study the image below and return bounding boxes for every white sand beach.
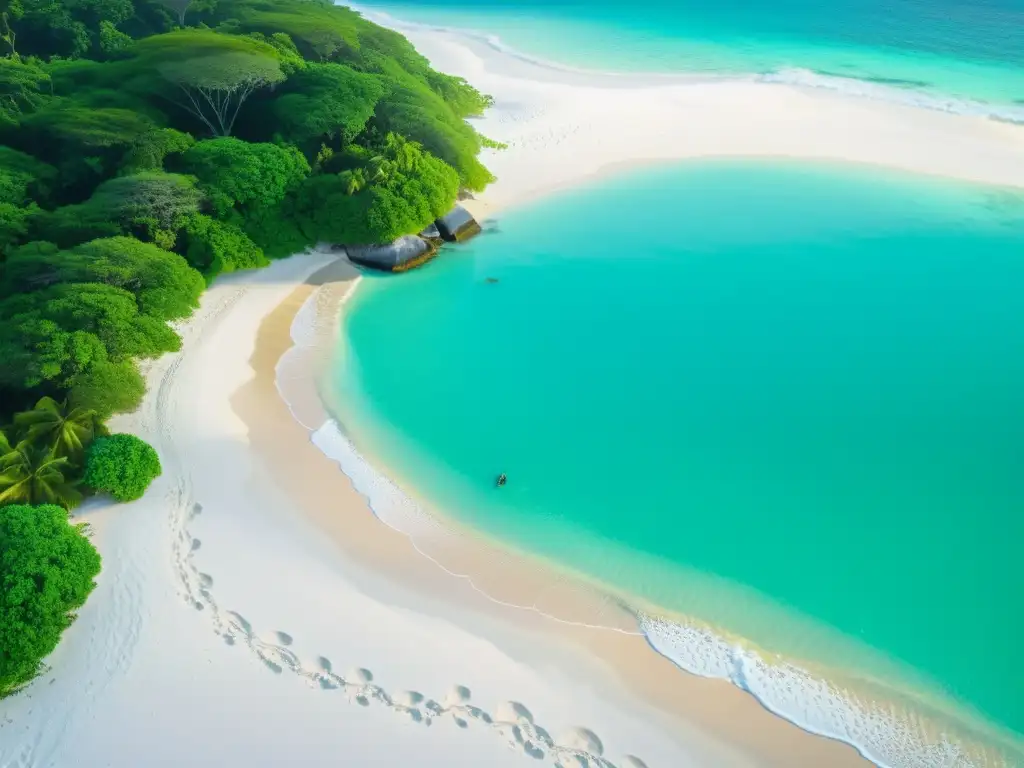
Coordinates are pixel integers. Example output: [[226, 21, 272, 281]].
[[4, 8, 1024, 768]]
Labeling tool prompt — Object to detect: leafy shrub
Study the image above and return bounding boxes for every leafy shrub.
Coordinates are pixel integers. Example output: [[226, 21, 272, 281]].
[[0, 504, 102, 696], [82, 434, 162, 502]]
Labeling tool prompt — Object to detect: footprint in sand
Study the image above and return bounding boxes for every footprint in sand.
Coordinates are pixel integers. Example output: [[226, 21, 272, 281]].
[[198, 573, 213, 588], [274, 631, 293, 646], [532, 726, 554, 748], [444, 685, 472, 707], [190, 537, 202, 551], [557, 728, 604, 756], [227, 612, 253, 638], [191, 503, 203, 518], [395, 691, 424, 707], [620, 757, 649, 768], [496, 701, 534, 724], [424, 700, 443, 715], [315, 656, 333, 674], [260, 657, 283, 675], [347, 667, 373, 684], [522, 741, 545, 760]]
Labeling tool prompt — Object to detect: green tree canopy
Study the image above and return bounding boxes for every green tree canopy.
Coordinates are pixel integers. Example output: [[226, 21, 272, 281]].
[[179, 137, 308, 215], [19, 103, 158, 193], [0, 504, 101, 695], [0, 146, 56, 206], [22, 104, 156, 156], [119, 128, 195, 174], [0, 201, 32, 256], [0, 282, 181, 389], [0, 58, 52, 127], [269, 63, 384, 148], [295, 133, 459, 245], [82, 433, 161, 502], [43, 172, 202, 247], [133, 30, 285, 136], [68, 359, 145, 418], [2, 237, 205, 319], [180, 212, 267, 279]]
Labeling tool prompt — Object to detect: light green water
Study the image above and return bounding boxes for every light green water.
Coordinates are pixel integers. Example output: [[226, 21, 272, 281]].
[[329, 160, 1024, 762]]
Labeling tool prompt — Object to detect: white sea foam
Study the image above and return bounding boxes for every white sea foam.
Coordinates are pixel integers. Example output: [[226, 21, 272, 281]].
[[639, 616, 980, 768], [757, 68, 1024, 124], [311, 420, 449, 542]]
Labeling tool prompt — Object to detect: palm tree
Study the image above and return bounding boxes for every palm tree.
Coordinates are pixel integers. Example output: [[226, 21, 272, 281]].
[[341, 167, 368, 196], [0, 441, 82, 510], [13, 396, 97, 462], [383, 132, 420, 173]]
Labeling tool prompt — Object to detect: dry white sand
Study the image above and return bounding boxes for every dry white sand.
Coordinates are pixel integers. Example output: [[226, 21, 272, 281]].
[[5, 9, 1023, 768]]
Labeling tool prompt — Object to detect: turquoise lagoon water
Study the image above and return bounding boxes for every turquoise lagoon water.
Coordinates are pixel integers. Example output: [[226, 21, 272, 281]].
[[327, 161, 1024, 762], [358, 0, 1024, 118]]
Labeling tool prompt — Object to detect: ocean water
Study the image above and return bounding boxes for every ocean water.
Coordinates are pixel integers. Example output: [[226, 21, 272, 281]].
[[326, 160, 1024, 765], [357, 0, 1024, 120]]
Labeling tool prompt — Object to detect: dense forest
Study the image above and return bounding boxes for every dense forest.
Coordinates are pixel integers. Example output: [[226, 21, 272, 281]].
[[0, 0, 495, 695]]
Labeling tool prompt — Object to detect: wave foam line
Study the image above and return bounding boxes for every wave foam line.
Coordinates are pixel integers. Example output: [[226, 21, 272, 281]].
[[757, 68, 1024, 124], [639, 617, 977, 768]]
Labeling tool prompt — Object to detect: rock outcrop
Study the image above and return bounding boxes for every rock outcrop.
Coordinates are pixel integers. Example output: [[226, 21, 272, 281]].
[[435, 204, 481, 243], [346, 235, 438, 272]]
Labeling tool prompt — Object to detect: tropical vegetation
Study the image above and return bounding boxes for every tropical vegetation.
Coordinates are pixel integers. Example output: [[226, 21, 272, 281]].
[[83, 434, 162, 502], [0, 503, 102, 696], [0, 0, 494, 695], [1, 0, 495, 423]]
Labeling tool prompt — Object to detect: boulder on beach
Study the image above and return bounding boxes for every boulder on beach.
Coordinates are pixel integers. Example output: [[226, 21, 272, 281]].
[[435, 204, 481, 243], [345, 235, 436, 272]]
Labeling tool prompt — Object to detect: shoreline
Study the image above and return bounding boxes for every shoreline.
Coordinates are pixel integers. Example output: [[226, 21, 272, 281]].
[[236, 15, 1024, 763], [264, 244, 1022, 768], [355, 9, 1024, 215], [236, 254, 877, 767]]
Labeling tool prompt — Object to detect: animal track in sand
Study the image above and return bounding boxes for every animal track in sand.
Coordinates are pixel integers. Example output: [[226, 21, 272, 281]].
[[158, 280, 649, 768]]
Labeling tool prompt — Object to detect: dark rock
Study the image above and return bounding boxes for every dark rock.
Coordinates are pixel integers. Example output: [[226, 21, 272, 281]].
[[435, 204, 481, 243], [346, 235, 437, 272]]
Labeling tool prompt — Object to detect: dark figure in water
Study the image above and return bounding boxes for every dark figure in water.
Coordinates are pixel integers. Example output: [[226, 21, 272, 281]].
[[496, 473, 507, 487]]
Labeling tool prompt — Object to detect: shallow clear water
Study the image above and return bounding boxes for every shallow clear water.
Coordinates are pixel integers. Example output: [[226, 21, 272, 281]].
[[331, 160, 1024, 757], [361, 0, 1024, 116]]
